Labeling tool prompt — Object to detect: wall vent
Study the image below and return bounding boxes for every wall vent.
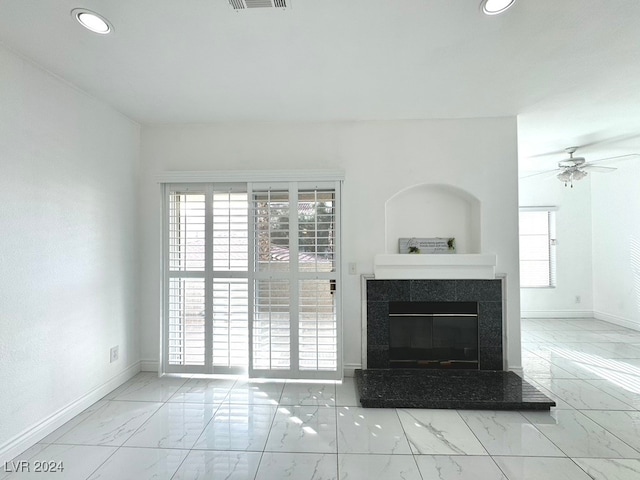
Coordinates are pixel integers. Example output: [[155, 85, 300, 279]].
[[229, 0, 287, 9]]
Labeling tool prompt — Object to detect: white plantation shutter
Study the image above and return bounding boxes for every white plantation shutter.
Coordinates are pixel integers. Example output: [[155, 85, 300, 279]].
[[169, 192, 206, 271], [167, 190, 207, 367], [165, 185, 249, 374], [212, 190, 248, 272], [212, 278, 249, 368], [162, 178, 342, 379], [298, 189, 337, 371], [519, 208, 557, 288], [253, 188, 291, 273], [253, 279, 291, 370], [298, 189, 336, 273], [210, 188, 250, 372], [250, 186, 294, 374], [249, 183, 340, 379], [299, 280, 337, 371], [168, 278, 205, 365]]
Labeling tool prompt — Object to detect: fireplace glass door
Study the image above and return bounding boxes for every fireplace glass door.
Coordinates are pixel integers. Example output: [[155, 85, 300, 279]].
[[389, 301, 479, 369]]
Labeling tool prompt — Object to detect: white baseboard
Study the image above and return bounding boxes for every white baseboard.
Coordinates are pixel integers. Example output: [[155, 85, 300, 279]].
[[140, 359, 159, 372], [0, 362, 141, 464], [509, 366, 524, 377], [521, 310, 594, 319], [594, 311, 640, 332], [343, 363, 361, 378], [141, 359, 356, 378]]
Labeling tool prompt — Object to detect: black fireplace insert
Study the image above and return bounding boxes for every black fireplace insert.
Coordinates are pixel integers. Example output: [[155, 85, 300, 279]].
[[389, 301, 479, 369]]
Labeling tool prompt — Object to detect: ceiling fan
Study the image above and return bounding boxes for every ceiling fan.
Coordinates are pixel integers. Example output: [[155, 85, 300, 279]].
[[521, 147, 638, 188]]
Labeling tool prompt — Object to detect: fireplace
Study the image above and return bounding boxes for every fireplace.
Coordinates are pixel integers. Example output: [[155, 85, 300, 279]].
[[365, 278, 504, 371], [389, 301, 479, 369]]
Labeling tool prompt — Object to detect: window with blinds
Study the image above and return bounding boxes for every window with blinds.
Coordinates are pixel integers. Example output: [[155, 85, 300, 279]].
[[211, 190, 250, 371], [298, 189, 335, 273], [298, 189, 337, 371], [253, 279, 291, 370], [251, 188, 292, 372], [162, 180, 341, 380], [249, 185, 339, 377], [168, 191, 206, 366], [299, 279, 337, 371], [519, 208, 557, 288], [212, 278, 248, 368], [212, 191, 248, 272]]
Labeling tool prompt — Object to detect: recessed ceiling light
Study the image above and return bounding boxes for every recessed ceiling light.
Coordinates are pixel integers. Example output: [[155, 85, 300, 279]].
[[480, 0, 516, 16], [71, 8, 113, 34]]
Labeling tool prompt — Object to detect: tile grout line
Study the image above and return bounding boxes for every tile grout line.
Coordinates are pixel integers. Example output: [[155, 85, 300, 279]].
[[393, 407, 427, 480], [251, 380, 286, 480], [85, 375, 203, 479], [575, 409, 640, 458]]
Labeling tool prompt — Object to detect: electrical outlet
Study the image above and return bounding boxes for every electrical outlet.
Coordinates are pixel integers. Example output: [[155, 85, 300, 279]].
[[575, 295, 581, 304], [348, 262, 357, 275], [110, 345, 119, 363]]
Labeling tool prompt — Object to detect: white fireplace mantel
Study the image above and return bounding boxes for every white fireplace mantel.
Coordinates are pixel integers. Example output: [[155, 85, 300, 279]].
[[374, 253, 497, 280]]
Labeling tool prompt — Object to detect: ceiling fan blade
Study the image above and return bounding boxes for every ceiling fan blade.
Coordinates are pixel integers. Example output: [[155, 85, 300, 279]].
[[526, 140, 640, 163], [582, 165, 617, 173], [525, 142, 612, 160], [526, 149, 567, 159], [586, 153, 640, 165], [519, 168, 562, 179]]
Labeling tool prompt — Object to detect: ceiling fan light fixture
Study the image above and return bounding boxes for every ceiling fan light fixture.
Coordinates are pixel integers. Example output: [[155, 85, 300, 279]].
[[480, 0, 516, 15], [557, 168, 588, 188], [573, 169, 588, 182], [71, 8, 113, 35]]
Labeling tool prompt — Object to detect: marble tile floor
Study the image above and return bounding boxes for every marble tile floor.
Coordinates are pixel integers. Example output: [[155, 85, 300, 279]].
[[5, 317, 640, 479]]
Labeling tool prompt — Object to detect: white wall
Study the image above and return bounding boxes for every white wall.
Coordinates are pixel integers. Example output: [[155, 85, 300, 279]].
[[139, 118, 521, 374], [592, 158, 640, 329], [518, 173, 594, 317], [0, 45, 140, 460]]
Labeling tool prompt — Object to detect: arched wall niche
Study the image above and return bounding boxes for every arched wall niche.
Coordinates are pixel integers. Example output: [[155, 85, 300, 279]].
[[384, 184, 482, 254]]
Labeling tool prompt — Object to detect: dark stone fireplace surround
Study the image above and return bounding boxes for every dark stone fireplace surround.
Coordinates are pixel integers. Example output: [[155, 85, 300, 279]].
[[366, 278, 504, 371]]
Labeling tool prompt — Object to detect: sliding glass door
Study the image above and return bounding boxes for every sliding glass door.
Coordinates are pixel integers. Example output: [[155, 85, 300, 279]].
[[162, 181, 341, 380]]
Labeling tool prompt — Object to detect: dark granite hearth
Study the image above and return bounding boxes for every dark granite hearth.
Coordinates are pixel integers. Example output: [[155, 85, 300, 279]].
[[354, 369, 555, 410]]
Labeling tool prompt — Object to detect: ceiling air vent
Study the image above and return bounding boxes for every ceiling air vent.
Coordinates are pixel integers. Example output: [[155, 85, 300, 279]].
[[229, 0, 287, 9]]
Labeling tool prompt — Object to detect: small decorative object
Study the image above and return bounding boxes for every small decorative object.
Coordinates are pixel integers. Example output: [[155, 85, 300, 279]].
[[407, 238, 421, 254], [447, 238, 456, 251], [399, 237, 456, 254]]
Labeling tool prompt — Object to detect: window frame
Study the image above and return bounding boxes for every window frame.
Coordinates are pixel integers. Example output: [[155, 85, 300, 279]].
[[519, 206, 557, 289]]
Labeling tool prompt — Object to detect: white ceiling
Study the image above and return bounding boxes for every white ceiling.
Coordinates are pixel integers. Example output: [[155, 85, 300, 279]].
[[1, 0, 640, 170]]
